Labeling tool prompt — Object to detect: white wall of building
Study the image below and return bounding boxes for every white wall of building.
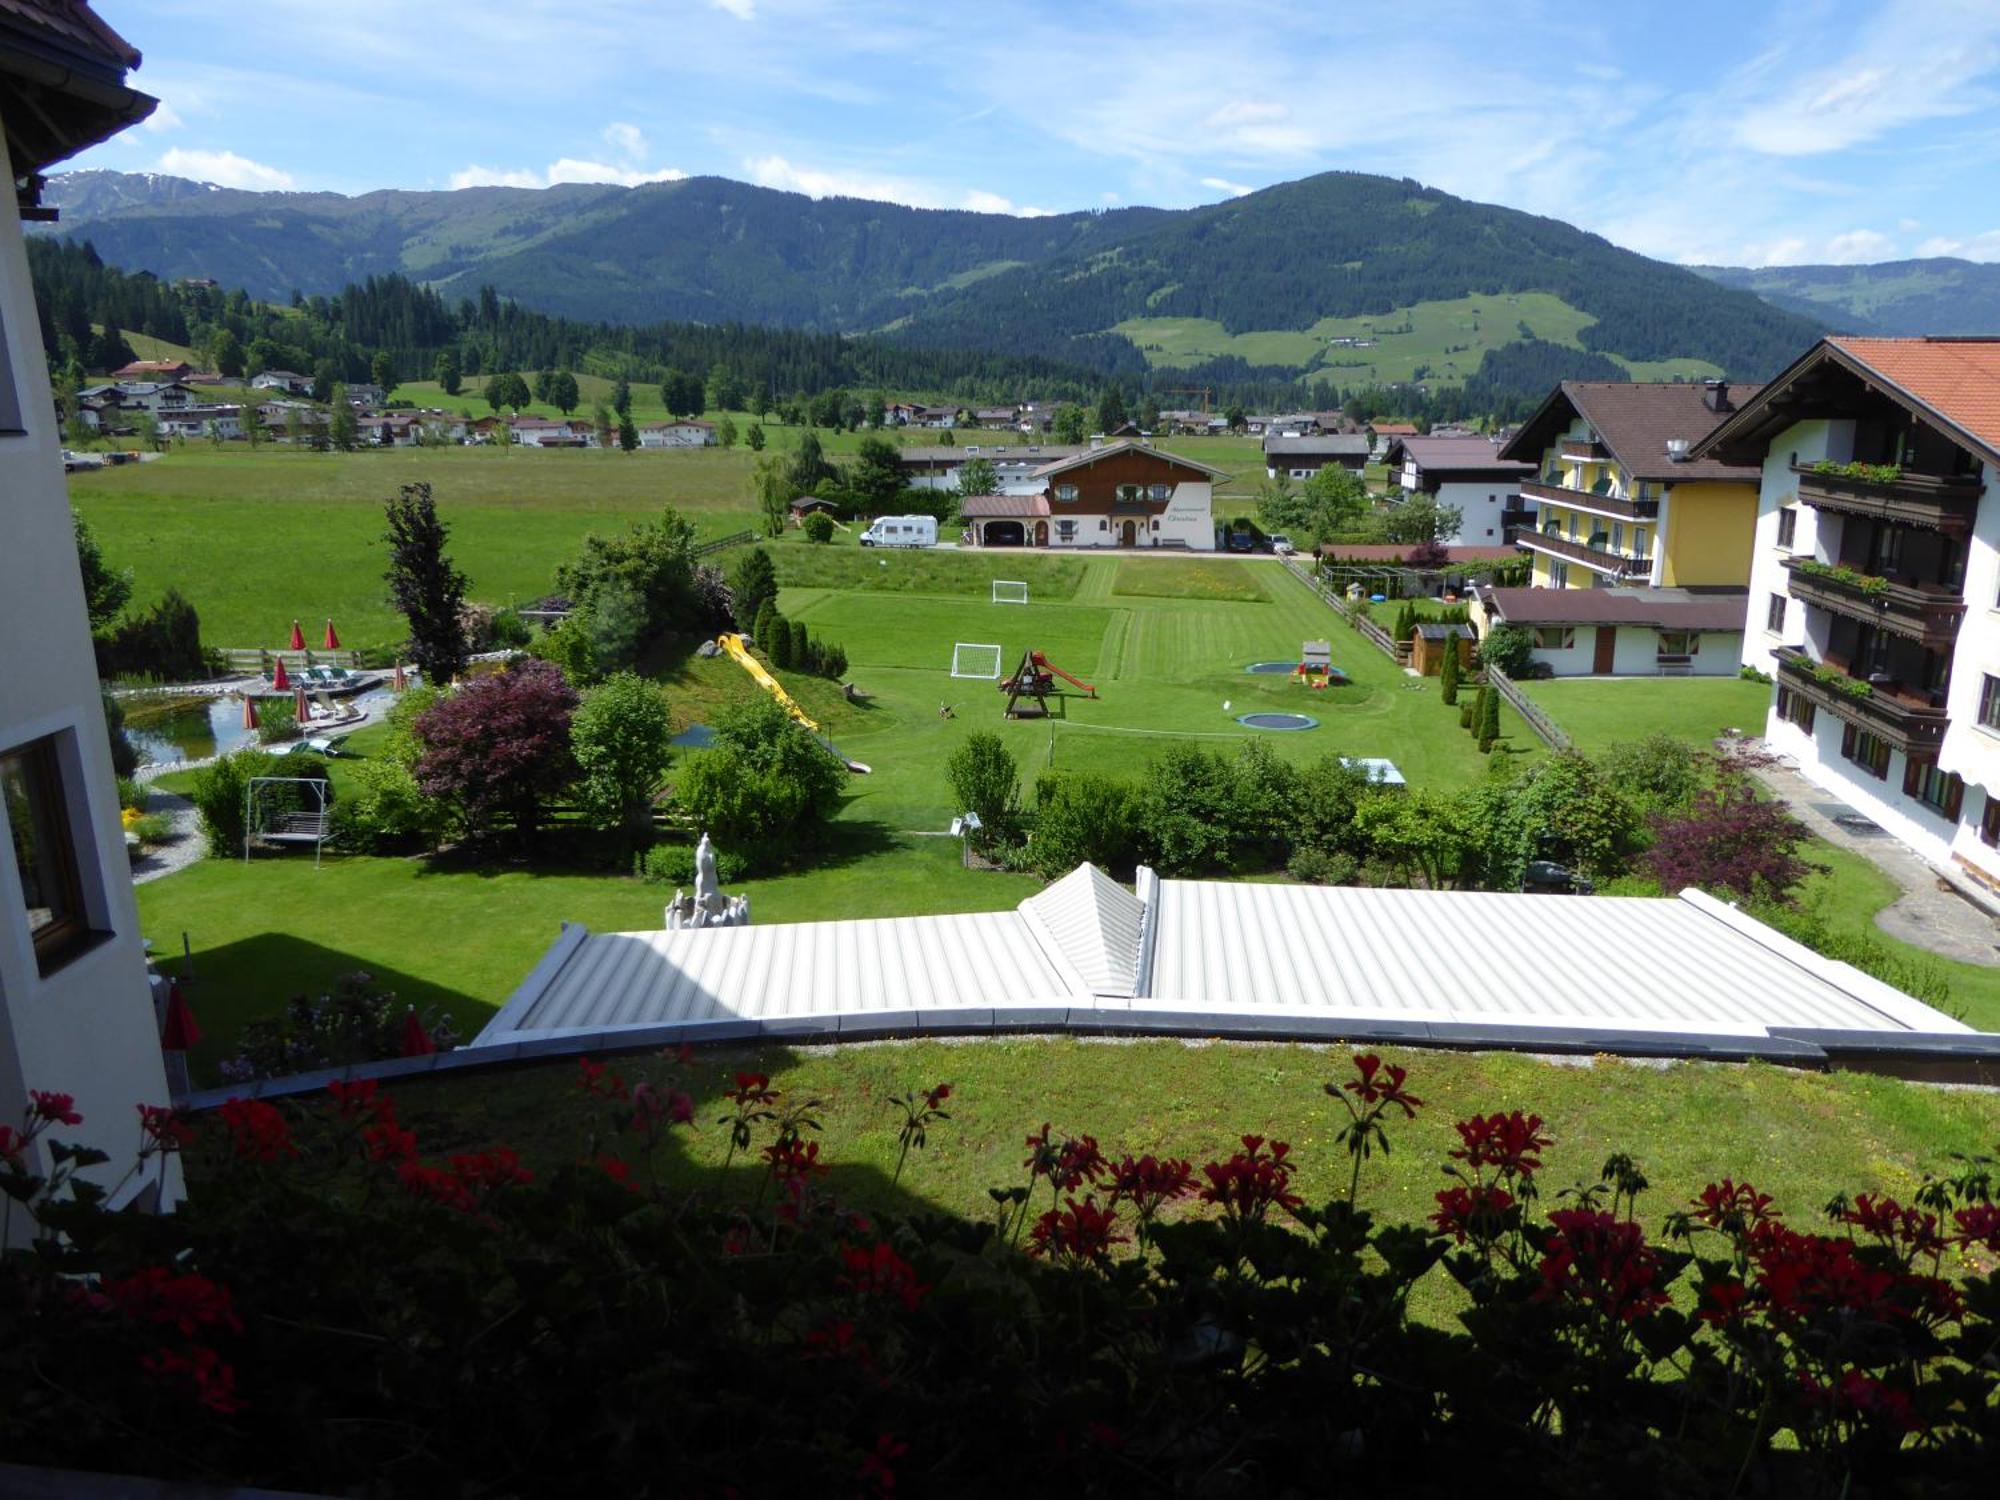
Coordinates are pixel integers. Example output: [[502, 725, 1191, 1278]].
[[1740, 419, 1837, 676], [1434, 478, 1518, 546], [1524, 626, 1743, 677], [0, 127, 176, 1214]]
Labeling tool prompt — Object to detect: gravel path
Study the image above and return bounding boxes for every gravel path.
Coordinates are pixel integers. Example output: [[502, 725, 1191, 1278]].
[[130, 789, 205, 885]]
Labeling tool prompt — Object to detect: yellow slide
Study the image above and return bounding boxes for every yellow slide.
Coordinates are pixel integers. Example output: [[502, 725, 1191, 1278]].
[[716, 633, 820, 732]]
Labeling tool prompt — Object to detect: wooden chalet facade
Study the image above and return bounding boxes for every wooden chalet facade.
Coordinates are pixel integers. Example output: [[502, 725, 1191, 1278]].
[[961, 441, 1221, 550]]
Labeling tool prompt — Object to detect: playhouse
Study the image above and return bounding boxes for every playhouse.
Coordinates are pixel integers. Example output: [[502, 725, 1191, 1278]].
[[1409, 623, 1476, 677]]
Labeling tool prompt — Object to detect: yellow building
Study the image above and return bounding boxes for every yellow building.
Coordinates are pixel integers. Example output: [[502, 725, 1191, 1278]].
[[1499, 381, 1763, 590]]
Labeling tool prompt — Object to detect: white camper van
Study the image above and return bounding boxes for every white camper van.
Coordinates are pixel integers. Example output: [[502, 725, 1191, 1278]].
[[858, 515, 938, 548]]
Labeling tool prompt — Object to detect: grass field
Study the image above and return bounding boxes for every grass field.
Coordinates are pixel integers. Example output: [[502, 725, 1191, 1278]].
[[1110, 557, 1269, 602], [1114, 293, 1725, 388], [354, 1038, 2000, 1325], [1519, 675, 1774, 753]]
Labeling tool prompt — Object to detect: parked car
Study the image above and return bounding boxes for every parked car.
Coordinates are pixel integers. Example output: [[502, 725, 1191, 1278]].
[[859, 515, 938, 548], [1227, 530, 1255, 552], [1268, 533, 1295, 555]]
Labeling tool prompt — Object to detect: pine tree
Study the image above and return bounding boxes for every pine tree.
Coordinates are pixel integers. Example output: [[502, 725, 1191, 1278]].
[[612, 374, 632, 416], [771, 613, 795, 669], [618, 414, 639, 452], [754, 601, 779, 658], [1439, 630, 1460, 704], [1478, 680, 1500, 753], [383, 481, 469, 687], [787, 619, 808, 671]]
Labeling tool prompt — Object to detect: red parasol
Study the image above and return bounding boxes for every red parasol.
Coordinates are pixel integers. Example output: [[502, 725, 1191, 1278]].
[[392, 663, 408, 691], [272, 656, 290, 691], [323, 618, 340, 650], [294, 683, 310, 724], [241, 695, 260, 730], [399, 1009, 437, 1057], [160, 983, 202, 1051], [288, 619, 306, 651]]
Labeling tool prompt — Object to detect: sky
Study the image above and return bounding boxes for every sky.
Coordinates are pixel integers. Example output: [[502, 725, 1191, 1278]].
[[70, 0, 2000, 268]]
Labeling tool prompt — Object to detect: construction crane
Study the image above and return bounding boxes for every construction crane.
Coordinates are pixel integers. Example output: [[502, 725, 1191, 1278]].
[[1162, 386, 1215, 414]]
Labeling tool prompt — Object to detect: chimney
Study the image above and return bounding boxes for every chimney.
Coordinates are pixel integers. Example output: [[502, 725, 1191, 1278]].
[[1703, 378, 1730, 413], [1090, 434, 1104, 450], [1666, 437, 1691, 462]]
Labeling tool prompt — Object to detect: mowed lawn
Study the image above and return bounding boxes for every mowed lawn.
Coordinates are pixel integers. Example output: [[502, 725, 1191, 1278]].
[[1519, 674, 1774, 753]]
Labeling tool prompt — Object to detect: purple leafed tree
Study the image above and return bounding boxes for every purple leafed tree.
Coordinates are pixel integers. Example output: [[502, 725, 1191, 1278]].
[[1645, 775, 1816, 903], [416, 660, 579, 847]]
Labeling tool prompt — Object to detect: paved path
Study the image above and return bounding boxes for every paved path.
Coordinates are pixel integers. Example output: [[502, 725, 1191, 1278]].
[[130, 789, 204, 886], [1743, 747, 2000, 966]]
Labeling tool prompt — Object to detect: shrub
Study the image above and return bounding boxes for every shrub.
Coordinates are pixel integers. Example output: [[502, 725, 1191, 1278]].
[[216, 970, 458, 1081], [1477, 680, 1500, 751], [1500, 752, 1644, 883], [255, 699, 297, 744], [1291, 754, 1383, 863], [638, 841, 751, 886], [820, 641, 848, 680], [754, 600, 780, 658], [98, 588, 208, 681], [1285, 846, 1358, 885], [802, 510, 835, 544], [1739, 664, 1772, 684], [115, 775, 146, 812], [1477, 622, 1535, 678], [529, 616, 598, 685], [1648, 772, 1817, 904], [1438, 630, 1460, 703], [571, 672, 674, 850], [1459, 701, 1474, 729], [769, 613, 795, 669], [1029, 772, 1142, 877], [188, 750, 254, 856], [786, 619, 808, 672], [414, 660, 580, 848], [672, 697, 846, 866], [1601, 734, 1708, 818], [728, 548, 777, 632], [102, 694, 139, 779], [944, 732, 1021, 849]]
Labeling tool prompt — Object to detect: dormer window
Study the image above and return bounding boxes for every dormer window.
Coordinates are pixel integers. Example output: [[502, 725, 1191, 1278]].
[[1056, 483, 1079, 502], [1149, 483, 1171, 501], [1117, 484, 1140, 503]]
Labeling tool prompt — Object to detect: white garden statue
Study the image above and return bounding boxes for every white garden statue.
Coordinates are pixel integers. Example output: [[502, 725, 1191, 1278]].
[[666, 832, 750, 929]]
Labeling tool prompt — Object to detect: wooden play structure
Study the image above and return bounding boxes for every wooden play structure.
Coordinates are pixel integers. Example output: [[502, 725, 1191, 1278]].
[[1410, 623, 1475, 677], [1292, 640, 1339, 691], [1000, 650, 1097, 719]]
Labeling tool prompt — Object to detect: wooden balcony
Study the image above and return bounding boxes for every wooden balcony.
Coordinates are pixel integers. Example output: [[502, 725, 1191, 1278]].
[[1792, 464, 1982, 537], [1560, 438, 1610, 462], [1518, 528, 1653, 580], [1780, 558, 1966, 648], [1773, 646, 1949, 760], [1520, 476, 1658, 521]]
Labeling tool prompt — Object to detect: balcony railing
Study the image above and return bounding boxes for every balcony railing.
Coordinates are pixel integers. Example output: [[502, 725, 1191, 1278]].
[[1518, 529, 1652, 580], [1772, 646, 1949, 759], [1520, 476, 1659, 520], [1780, 558, 1966, 648], [1560, 438, 1610, 462], [1791, 464, 1982, 536]]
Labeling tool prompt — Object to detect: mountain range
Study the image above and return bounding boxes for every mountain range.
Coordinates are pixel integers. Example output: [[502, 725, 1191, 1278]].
[[40, 168, 1834, 388], [1691, 259, 2000, 337]]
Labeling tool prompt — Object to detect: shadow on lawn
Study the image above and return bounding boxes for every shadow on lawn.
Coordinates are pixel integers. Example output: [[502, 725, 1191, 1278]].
[[164, 932, 489, 1087]]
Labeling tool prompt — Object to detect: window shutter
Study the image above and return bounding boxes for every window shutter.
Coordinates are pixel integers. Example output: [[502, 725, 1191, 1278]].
[[1947, 775, 1965, 822]]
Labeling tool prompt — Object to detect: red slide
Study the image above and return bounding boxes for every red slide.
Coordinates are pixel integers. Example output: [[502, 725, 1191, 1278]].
[[1030, 651, 1096, 698]]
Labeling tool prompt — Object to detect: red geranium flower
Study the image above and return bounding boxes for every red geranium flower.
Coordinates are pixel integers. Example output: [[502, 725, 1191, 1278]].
[[577, 1056, 630, 1100], [397, 1160, 475, 1212], [137, 1103, 197, 1155], [1028, 1194, 1126, 1266], [592, 1154, 641, 1193], [29, 1090, 82, 1126], [1799, 1369, 1922, 1432], [103, 1266, 243, 1337], [1449, 1111, 1552, 1180], [1696, 1278, 1750, 1326], [1952, 1202, 2000, 1251], [1536, 1209, 1669, 1323], [1429, 1183, 1515, 1244], [858, 1433, 909, 1495], [0, 1125, 24, 1162], [728, 1072, 776, 1107], [363, 1120, 418, 1163], [1347, 1053, 1424, 1117], [1843, 1193, 1945, 1255], [1199, 1136, 1304, 1223], [1693, 1178, 1780, 1234], [840, 1241, 929, 1311], [218, 1098, 295, 1162], [141, 1343, 243, 1414], [762, 1137, 826, 1178], [326, 1078, 379, 1119], [449, 1147, 533, 1193]]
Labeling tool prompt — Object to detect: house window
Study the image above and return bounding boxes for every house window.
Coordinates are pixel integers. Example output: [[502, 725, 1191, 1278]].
[[1982, 674, 2000, 733], [1099, 519, 1107, 531], [1776, 507, 1797, 549], [1776, 686, 1816, 734], [1982, 793, 2000, 847], [1657, 631, 1699, 658], [1767, 594, 1787, 633], [1056, 519, 1076, 542], [1840, 723, 1891, 780], [1548, 561, 1570, 587], [1116, 484, 1141, 503], [1149, 483, 1171, 501], [1904, 762, 1965, 821], [1, 737, 93, 974], [1055, 484, 1078, 502], [1532, 626, 1575, 650]]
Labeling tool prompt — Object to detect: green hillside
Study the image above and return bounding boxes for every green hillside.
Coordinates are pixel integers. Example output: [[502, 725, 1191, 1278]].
[[1694, 257, 2000, 336]]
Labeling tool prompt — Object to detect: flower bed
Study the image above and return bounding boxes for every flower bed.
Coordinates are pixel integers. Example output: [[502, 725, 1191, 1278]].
[[1, 1053, 1996, 1494]]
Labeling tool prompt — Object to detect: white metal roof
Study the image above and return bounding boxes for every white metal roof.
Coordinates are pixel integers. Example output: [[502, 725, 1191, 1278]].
[[474, 866, 1970, 1051], [1146, 881, 1965, 1036]]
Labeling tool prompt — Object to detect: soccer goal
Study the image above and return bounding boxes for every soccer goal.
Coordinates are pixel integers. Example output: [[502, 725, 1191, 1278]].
[[991, 579, 1030, 606], [951, 642, 1004, 679]]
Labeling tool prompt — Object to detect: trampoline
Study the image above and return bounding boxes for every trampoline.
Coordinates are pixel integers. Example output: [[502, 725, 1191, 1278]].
[[1238, 712, 1319, 731], [1244, 661, 1299, 674]]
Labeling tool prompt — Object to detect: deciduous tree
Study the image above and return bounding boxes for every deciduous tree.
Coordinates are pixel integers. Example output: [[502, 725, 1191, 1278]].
[[415, 660, 579, 848], [571, 671, 675, 852]]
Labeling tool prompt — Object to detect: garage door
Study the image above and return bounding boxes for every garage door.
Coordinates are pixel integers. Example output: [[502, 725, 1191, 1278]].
[[984, 520, 1025, 547]]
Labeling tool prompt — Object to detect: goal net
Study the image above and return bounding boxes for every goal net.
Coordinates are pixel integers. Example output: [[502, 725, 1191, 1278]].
[[951, 642, 1004, 679], [991, 579, 1030, 606]]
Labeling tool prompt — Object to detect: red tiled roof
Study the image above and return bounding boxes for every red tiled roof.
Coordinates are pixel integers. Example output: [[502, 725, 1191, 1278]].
[[1317, 544, 1518, 563], [1371, 422, 1418, 436], [958, 493, 1050, 518], [0, 0, 139, 68], [1829, 337, 2000, 456]]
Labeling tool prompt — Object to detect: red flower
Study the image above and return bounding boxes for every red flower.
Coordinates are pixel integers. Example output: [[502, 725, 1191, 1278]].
[[29, 1090, 82, 1126], [1449, 1112, 1552, 1180], [840, 1241, 929, 1311], [577, 1056, 630, 1100], [801, 1317, 869, 1366], [1198, 1136, 1304, 1223], [363, 1121, 418, 1163], [1536, 1209, 1669, 1324], [140, 1343, 243, 1414], [924, 1083, 952, 1109], [1799, 1369, 1922, 1432], [103, 1266, 243, 1337], [1429, 1183, 1515, 1244], [1843, 1193, 1944, 1255], [1024, 1125, 1107, 1192], [1752, 1227, 1899, 1323], [1697, 1278, 1750, 1326], [0, 1125, 23, 1162], [1952, 1202, 2000, 1251], [592, 1154, 642, 1193], [1347, 1053, 1424, 1117], [396, 1160, 474, 1212], [1109, 1154, 1195, 1214], [630, 1081, 695, 1133], [1693, 1178, 1780, 1234], [136, 1104, 197, 1155], [728, 1072, 776, 1107], [449, 1147, 533, 1193], [326, 1078, 380, 1119], [762, 1138, 825, 1178], [858, 1433, 909, 1495], [218, 1098, 295, 1162], [1028, 1195, 1127, 1266]]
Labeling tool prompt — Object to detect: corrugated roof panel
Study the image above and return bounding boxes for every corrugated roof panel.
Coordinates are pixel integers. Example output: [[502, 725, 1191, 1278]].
[[1020, 863, 1143, 996]]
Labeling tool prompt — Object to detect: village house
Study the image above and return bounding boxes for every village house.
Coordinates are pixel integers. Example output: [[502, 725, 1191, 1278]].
[[250, 369, 313, 395], [1263, 433, 1371, 481], [109, 356, 189, 382], [341, 382, 385, 408], [1500, 380, 1762, 591], [960, 440, 1221, 550], [897, 442, 1087, 495], [0, 0, 179, 1203], [1474, 587, 1748, 678], [155, 403, 244, 440], [974, 405, 1020, 429], [1382, 434, 1536, 545], [1690, 336, 2000, 892], [511, 415, 594, 448], [638, 418, 716, 448]]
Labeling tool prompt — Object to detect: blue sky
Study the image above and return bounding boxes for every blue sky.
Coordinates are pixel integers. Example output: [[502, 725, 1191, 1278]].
[[72, 0, 2000, 267]]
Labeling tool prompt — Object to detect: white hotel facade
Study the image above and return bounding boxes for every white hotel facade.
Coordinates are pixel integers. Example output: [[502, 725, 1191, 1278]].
[[1697, 337, 2000, 891]]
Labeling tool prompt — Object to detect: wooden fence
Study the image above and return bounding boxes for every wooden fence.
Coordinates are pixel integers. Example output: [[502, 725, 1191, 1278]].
[[218, 647, 364, 673], [694, 530, 755, 558], [1281, 559, 1408, 664], [1485, 666, 1572, 752]]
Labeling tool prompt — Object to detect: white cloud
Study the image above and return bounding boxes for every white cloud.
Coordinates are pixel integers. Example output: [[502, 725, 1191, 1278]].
[[743, 154, 1049, 215], [140, 102, 185, 134], [602, 121, 648, 162], [1824, 229, 1898, 263], [1201, 176, 1254, 198], [1917, 230, 2000, 259], [709, 0, 756, 17], [154, 148, 294, 190], [450, 121, 684, 190]]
